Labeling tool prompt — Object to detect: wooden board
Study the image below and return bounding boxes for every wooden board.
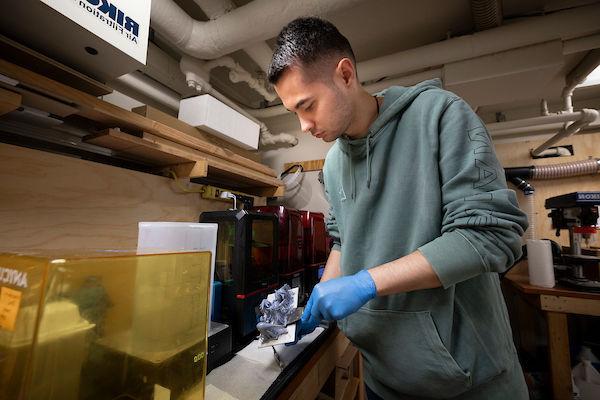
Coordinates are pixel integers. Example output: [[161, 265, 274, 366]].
[[0, 142, 230, 250], [132, 105, 261, 163], [2, 84, 78, 117], [340, 378, 360, 400], [0, 58, 276, 177], [280, 329, 349, 400], [336, 343, 358, 371], [85, 129, 192, 166], [142, 132, 282, 187], [494, 132, 600, 247], [540, 295, 600, 316], [83, 129, 284, 195], [0, 87, 21, 116], [505, 261, 600, 300], [546, 312, 572, 400]]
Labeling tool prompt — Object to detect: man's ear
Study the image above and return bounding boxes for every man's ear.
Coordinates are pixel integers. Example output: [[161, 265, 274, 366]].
[[335, 58, 357, 88]]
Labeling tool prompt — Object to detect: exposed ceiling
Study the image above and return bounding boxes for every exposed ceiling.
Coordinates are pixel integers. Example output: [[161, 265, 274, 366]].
[[1, 0, 599, 140], [160, 0, 600, 122]]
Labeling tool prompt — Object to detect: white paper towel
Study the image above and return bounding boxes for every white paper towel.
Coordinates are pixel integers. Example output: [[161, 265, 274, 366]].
[[526, 239, 556, 288]]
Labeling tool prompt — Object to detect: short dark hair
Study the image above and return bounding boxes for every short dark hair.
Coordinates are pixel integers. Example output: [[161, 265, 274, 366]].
[[267, 17, 356, 85]]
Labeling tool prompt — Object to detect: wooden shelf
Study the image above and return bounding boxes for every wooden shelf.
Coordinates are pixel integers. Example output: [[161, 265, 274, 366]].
[[0, 87, 21, 116], [85, 129, 284, 197], [0, 58, 284, 197], [132, 105, 262, 163]]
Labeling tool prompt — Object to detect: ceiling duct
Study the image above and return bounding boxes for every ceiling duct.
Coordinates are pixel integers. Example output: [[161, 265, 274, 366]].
[[150, 0, 365, 60], [357, 3, 600, 83], [470, 0, 502, 31]]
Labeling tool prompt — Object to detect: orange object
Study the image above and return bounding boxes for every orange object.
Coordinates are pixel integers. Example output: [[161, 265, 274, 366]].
[[0, 286, 22, 332]]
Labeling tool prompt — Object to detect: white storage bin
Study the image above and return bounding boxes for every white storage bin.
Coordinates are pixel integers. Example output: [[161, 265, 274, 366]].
[[137, 222, 218, 323], [178, 94, 260, 150]]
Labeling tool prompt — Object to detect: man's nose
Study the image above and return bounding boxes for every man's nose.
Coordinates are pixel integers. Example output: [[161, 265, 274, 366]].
[[299, 116, 314, 133]]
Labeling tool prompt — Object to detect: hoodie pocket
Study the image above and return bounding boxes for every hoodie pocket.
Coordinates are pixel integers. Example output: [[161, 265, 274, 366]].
[[343, 308, 472, 398]]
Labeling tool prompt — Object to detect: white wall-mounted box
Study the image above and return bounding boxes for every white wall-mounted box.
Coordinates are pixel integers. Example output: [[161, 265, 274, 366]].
[[0, 0, 151, 81], [40, 0, 151, 65], [178, 94, 260, 150]]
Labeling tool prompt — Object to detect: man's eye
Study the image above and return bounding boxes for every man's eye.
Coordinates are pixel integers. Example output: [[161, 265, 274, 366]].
[[306, 103, 314, 111]]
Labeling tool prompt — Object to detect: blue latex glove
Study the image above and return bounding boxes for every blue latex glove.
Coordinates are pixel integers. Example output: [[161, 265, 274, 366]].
[[298, 270, 377, 338]]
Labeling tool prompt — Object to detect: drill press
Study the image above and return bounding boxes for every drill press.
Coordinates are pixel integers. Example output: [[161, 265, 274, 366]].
[[545, 192, 600, 291]]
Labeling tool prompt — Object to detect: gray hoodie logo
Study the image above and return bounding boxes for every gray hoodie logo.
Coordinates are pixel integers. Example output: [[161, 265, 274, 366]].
[[474, 159, 498, 189]]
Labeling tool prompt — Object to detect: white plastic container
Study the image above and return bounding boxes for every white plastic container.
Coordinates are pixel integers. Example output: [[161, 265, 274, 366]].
[[526, 239, 556, 288], [178, 94, 260, 150], [137, 222, 218, 322]]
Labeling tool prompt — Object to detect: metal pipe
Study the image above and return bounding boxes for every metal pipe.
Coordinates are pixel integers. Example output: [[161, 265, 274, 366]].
[[192, 0, 273, 74], [114, 72, 181, 110], [531, 109, 599, 157], [192, 0, 234, 19], [152, 0, 600, 101], [565, 49, 600, 92], [204, 56, 276, 101], [487, 111, 590, 132], [243, 42, 275, 75], [143, 43, 192, 96], [561, 48, 600, 114], [357, 3, 600, 82], [489, 124, 562, 138], [151, 0, 365, 60]]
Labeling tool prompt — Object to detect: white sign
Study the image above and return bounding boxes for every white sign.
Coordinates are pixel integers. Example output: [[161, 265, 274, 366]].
[[40, 0, 150, 64], [0, 267, 28, 289]]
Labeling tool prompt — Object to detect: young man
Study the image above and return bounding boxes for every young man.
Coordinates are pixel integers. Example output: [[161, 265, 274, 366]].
[[268, 17, 529, 399]]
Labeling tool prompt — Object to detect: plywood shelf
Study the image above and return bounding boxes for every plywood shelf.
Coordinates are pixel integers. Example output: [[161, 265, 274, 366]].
[[0, 87, 21, 116], [132, 105, 262, 163], [0, 57, 283, 197], [85, 129, 284, 197]]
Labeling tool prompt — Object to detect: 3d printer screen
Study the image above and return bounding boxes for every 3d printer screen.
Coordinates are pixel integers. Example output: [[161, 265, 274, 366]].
[[215, 221, 235, 283], [249, 220, 276, 289]]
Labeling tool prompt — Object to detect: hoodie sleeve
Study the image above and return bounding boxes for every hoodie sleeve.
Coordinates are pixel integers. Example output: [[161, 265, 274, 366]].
[[325, 188, 342, 252], [417, 97, 528, 289]]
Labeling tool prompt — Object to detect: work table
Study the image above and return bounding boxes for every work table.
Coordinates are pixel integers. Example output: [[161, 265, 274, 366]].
[[205, 326, 364, 400]]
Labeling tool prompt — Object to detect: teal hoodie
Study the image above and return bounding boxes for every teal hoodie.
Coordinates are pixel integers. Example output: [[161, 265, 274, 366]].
[[323, 79, 529, 399]]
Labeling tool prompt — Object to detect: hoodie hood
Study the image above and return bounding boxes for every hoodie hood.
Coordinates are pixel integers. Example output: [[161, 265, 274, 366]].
[[337, 78, 443, 198]]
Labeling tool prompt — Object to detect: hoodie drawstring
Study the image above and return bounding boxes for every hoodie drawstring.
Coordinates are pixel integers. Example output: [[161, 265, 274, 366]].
[[350, 156, 355, 199], [343, 152, 356, 200], [366, 133, 372, 189]]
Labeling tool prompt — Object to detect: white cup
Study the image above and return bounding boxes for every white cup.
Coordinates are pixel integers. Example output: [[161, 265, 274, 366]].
[[526, 239, 556, 288]]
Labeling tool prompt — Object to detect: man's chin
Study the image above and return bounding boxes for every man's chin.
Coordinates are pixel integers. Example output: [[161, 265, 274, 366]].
[[320, 133, 339, 143]]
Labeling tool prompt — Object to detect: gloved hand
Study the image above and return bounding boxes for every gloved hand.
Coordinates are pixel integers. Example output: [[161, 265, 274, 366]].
[[297, 270, 377, 339]]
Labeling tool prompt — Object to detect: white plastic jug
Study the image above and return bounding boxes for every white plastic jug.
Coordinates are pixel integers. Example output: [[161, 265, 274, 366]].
[[137, 222, 218, 322]]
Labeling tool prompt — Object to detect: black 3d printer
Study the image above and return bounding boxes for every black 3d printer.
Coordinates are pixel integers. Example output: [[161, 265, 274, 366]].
[[200, 207, 279, 349], [545, 191, 600, 291]]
